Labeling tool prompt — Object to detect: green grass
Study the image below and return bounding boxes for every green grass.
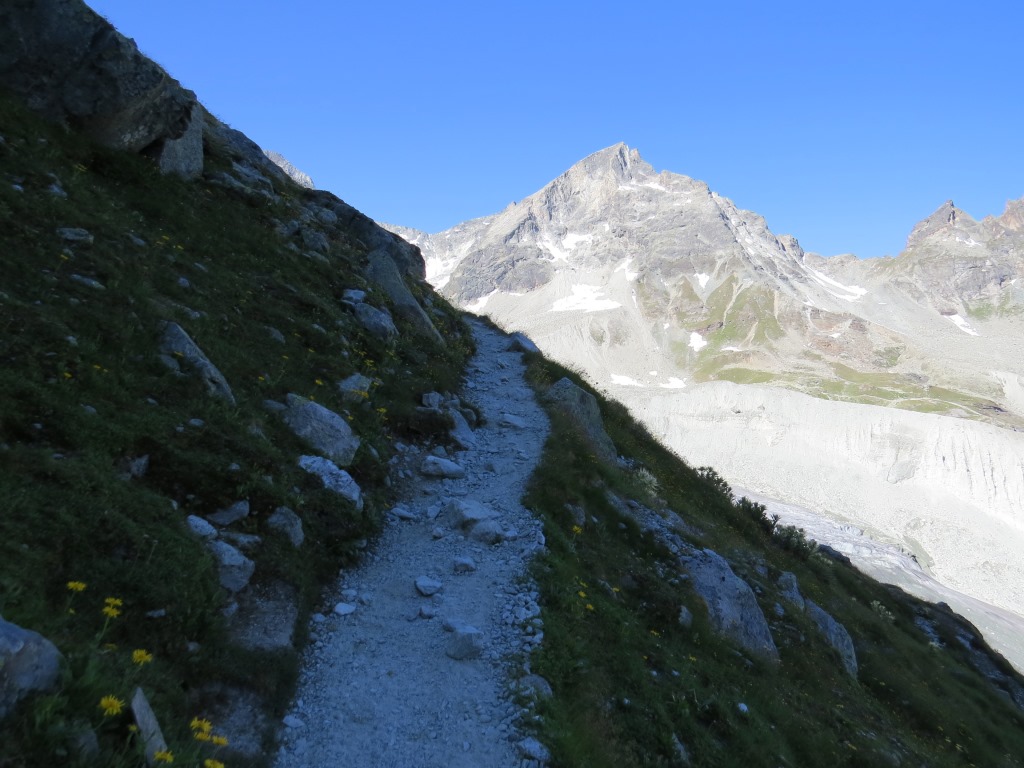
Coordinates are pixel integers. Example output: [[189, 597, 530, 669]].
[[521, 355, 1024, 767], [0, 92, 472, 766]]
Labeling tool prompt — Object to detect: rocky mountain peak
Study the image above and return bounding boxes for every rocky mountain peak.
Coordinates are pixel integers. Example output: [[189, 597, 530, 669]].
[[264, 150, 314, 189], [905, 199, 977, 249], [559, 142, 652, 188]]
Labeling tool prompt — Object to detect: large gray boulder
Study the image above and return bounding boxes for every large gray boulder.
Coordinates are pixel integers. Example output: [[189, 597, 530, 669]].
[[0, 0, 201, 176], [682, 549, 779, 661], [354, 303, 398, 342], [207, 540, 255, 593], [158, 322, 235, 404], [542, 378, 617, 463], [282, 394, 360, 467], [805, 600, 858, 678], [298, 455, 363, 511], [365, 248, 444, 344], [0, 615, 63, 719], [155, 105, 204, 179]]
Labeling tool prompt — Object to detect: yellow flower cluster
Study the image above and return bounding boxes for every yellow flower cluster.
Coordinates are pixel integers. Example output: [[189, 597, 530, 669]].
[[66, 580, 87, 592], [132, 648, 154, 665], [154, 749, 174, 763], [99, 694, 124, 716], [102, 596, 123, 618], [190, 717, 229, 747]]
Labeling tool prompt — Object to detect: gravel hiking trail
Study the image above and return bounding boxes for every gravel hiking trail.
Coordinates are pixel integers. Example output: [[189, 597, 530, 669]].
[[274, 319, 551, 768]]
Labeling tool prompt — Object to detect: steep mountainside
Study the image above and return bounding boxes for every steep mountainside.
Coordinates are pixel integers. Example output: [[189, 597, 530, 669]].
[[386, 145, 1024, 662], [4, 6, 1024, 766]]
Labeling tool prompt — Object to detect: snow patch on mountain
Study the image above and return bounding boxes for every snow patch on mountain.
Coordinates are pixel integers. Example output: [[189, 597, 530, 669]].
[[614, 258, 639, 281], [611, 374, 643, 386], [659, 377, 687, 389], [689, 332, 707, 352], [806, 267, 867, 301], [947, 314, 980, 336], [551, 285, 621, 313], [466, 290, 497, 313]]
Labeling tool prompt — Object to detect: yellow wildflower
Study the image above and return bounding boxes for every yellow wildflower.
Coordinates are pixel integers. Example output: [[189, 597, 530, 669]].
[[315, 378, 324, 385], [102, 605, 121, 618], [153, 749, 174, 763], [99, 695, 124, 716], [194, 731, 212, 742], [211, 734, 229, 746], [577, 590, 587, 599], [132, 649, 154, 665], [586, 604, 595, 612], [204, 760, 225, 768], [571, 525, 582, 535], [190, 717, 213, 733], [104, 597, 124, 607], [66, 581, 87, 592]]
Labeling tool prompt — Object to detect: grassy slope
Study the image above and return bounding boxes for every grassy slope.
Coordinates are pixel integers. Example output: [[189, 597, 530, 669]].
[[0, 93, 472, 766], [521, 356, 1024, 767]]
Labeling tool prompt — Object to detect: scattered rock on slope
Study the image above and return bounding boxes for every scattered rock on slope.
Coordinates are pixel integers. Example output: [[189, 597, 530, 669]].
[[0, 615, 63, 720]]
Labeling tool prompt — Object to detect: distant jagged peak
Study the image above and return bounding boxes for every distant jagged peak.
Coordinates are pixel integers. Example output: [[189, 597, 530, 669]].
[[905, 199, 976, 249], [997, 197, 1024, 232], [556, 142, 655, 188], [263, 149, 314, 189]]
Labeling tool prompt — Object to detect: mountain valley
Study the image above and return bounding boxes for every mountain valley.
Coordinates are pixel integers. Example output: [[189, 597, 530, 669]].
[[388, 144, 1024, 670]]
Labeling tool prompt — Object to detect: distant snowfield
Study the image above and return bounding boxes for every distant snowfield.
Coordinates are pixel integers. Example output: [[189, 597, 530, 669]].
[[464, 290, 495, 313], [805, 266, 867, 302], [659, 377, 687, 389], [947, 313, 981, 336], [688, 332, 707, 352], [611, 374, 643, 386], [614, 258, 639, 281], [550, 284, 621, 312]]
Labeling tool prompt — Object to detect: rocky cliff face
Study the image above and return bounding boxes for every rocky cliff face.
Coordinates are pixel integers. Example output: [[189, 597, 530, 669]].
[[385, 144, 1024, 636], [0, 0, 204, 177]]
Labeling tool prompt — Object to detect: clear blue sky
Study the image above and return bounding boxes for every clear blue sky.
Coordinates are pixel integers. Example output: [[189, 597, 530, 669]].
[[88, 0, 1023, 258]]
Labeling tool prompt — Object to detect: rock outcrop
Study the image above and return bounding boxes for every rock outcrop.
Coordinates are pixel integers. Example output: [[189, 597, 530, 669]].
[[0, 0, 203, 178], [158, 322, 235, 403], [282, 394, 361, 467], [805, 600, 858, 678], [683, 549, 780, 661], [542, 377, 617, 463]]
